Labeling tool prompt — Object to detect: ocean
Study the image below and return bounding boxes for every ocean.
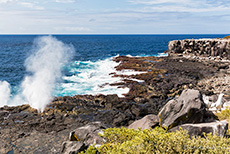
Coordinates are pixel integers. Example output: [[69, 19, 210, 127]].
[[0, 34, 227, 109]]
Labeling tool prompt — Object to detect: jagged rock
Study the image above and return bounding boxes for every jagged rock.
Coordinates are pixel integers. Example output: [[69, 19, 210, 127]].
[[158, 89, 207, 129], [130, 104, 148, 117], [169, 120, 228, 137], [104, 94, 121, 110], [0, 111, 9, 120], [113, 111, 133, 126], [0, 54, 229, 153], [71, 122, 107, 146], [61, 122, 107, 154], [60, 141, 87, 154], [168, 39, 230, 59], [128, 114, 159, 130], [0, 141, 13, 154]]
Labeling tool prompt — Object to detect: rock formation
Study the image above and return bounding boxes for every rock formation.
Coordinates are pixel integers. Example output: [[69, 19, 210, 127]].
[[61, 122, 107, 154], [128, 114, 159, 130], [169, 120, 228, 137], [158, 89, 208, 129], [168, 39, 230, 59]]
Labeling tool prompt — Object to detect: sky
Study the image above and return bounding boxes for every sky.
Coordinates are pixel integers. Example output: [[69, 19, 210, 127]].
[[0, 0, 230, 34]]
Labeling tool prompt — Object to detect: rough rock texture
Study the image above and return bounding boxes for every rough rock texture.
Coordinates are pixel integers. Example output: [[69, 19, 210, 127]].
[[1, 54, 230, 153], [168, 39, 230, 59], [158, 89, 208, 129], [128, 114, 159, 130], [169, 120, 228, 137], [72, 122, 106, 146], [61, 122, 107, 154], [60, 141, 86, 154], [198, 75, 230, 95]]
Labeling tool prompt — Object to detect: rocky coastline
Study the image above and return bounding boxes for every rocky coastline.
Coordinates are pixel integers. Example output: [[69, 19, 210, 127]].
[[1, 39, 230, 153], [168, 39, 230, 59]]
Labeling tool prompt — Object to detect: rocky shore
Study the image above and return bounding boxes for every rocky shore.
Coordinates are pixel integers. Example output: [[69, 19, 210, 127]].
[[168, 39, 230, 59], [1, 39, 230, 153]]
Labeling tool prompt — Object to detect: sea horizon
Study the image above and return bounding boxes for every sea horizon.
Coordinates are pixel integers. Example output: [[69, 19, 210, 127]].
[[0, 34, 229, 36]]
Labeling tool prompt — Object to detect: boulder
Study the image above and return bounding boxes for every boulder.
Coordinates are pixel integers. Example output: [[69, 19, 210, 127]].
[[61, 122, 107, 153], [158, 89, 207, 129], [128, 114, 159, 130], [60, 141, 87, 154], [169, 120, 228, 137], [70, 122, 106, 146]]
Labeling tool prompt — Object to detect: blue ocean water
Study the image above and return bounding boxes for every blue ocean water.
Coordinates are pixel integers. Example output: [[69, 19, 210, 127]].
[[0, 34, 227, 98]]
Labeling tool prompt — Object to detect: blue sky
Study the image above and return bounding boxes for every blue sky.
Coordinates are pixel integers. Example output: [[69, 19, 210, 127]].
[[0, 0, 229, 34]]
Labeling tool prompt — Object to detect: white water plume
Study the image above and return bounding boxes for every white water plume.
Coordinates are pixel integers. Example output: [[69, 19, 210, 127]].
[[0, 81, 11, 107], [22, 36, 74, 112], [0, 36, 74, 112]]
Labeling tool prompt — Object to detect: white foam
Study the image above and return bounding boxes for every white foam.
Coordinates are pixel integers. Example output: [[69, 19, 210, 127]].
[[58, 53, 169, 97], [58, 57, 130, 97], [158, 53, 168, 57], [0, 36, 74, 112], [116, 69, 147, 76], [126, 54, 133, 57], [0, 81, 11, 107], [126, 53, 168, 58], [127, 78, 145, 83], [58, 58, 131, 97]]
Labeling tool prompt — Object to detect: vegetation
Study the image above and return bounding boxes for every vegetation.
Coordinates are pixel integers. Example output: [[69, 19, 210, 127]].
[[217, 107, 230, 121], [223, 35, 230, 39], [81, 127, 230, 154], [216, 107, 230, 136]]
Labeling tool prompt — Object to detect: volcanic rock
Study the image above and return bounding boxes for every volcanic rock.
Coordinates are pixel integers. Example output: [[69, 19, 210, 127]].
[[70, 122, 107, 146], [128, 114, 159, 130], [158, 89, 207, 129], [61, 122, 107, 154], [61, 141, 87, 154], [169, 120, 228, 137]]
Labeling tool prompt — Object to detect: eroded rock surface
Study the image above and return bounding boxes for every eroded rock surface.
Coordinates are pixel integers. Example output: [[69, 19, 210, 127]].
[[128, 114, 159, 130], [158, 89, 214, 129], [169, 120, 228, 137], [168, 39, 230, 58], [1, 53, 230, 153]]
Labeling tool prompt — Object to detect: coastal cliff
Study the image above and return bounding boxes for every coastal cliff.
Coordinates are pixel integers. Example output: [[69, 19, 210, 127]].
[[168, 39, 230, 59]]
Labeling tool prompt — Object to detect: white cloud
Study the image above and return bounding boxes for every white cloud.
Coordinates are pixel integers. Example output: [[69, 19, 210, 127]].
[[19, 2, 44, 10], [129, 0, 230, 13], [0, 0, 44, 10], [0, 0, 14, 3], [55, 27, 91, 32], [55, 0, 77, 3], [129, 0, 190, 5], [0, 0, 230, 34]]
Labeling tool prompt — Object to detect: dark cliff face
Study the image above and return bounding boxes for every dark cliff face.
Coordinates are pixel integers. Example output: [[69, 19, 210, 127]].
[[168, 39, 230, 59]]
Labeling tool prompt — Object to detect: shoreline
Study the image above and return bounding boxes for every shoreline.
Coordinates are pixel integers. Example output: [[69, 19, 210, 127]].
[[2, 42, 230, 152]]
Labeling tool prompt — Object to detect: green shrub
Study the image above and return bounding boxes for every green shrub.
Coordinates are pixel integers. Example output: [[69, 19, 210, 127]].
[[216, 107, 230, 135], [81, 127, 230, 154], [217, 107, 230, 120]]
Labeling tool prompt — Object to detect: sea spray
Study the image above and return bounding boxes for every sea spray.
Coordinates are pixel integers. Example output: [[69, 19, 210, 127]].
[[0, 81, 11, 107], [21, 36, 74, 112], [0, 36, 74, 112]]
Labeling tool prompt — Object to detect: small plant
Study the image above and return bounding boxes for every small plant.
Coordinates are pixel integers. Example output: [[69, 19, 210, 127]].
[[81, 127, 230, 154], [216, 107, 230, 120]]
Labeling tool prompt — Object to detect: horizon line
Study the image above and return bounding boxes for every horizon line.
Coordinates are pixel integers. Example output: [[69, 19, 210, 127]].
[[0, 34, 229, 36]]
